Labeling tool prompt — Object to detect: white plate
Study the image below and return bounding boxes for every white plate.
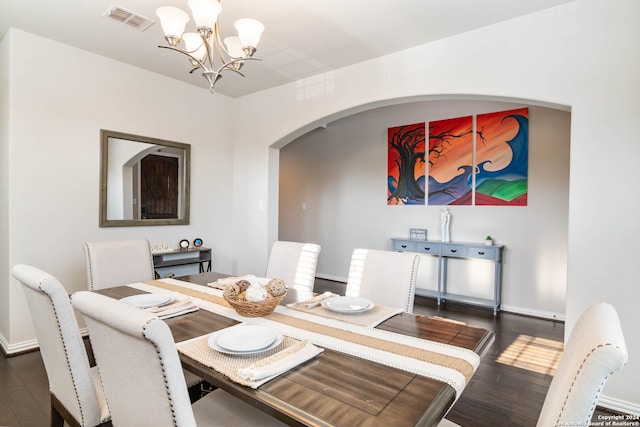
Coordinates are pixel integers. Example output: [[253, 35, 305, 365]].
[[321, 296, 375, 313], [216, 325, 277, 352], [216, 327, 276, 352], [208, 325, 283, 355], [120, 294, 173, 309]]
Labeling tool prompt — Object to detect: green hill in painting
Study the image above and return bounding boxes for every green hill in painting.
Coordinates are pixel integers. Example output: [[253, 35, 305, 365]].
[[476, 179, 527, 201]]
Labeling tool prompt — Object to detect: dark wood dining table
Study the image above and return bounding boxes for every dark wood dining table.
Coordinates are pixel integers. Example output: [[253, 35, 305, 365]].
[[96, 272, 494, 427]]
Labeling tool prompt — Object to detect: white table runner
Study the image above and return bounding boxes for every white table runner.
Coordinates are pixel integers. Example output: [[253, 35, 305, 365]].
[[128, 278, 481, 397]]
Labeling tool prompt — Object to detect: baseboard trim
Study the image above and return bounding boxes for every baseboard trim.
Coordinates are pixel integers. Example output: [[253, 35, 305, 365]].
[[2, 327, 97, 357], [599, 395, 640, 416], [501, 304, 565, 321], [1, 335, 39, 356]]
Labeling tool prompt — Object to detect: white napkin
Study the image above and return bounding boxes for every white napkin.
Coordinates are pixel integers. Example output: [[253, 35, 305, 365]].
[[147, 299, 199, 319], [292, 292, 339, 309], [237, 341, 323, 384], [207, 274, 257, 289]]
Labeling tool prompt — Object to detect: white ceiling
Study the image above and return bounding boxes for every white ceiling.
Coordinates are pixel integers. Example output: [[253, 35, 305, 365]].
[[0, 0, 574, 98]]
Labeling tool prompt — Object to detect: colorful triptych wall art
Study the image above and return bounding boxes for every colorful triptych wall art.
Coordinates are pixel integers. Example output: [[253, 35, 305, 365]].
[[389, 107, 528, 206], [387, 122, 426, 205]]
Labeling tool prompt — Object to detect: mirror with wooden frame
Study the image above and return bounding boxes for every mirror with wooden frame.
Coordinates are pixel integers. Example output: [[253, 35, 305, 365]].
[[99, 129, 190, 227]]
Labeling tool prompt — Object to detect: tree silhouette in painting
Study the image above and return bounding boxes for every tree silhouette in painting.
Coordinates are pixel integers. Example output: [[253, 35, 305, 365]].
[[388, 123, 425, 205], [428, 126, 479, 167]]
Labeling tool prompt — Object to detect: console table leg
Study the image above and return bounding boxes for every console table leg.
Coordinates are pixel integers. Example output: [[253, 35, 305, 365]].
[[437, 256, 443, 306], [494, 261, 502, 315]]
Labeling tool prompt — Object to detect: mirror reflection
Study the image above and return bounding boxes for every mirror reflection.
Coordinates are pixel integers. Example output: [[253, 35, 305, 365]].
[[99, 130, 190, 227]]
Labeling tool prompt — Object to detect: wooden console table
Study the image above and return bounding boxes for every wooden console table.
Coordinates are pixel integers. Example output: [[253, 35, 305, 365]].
[[152, 247, 212, 276], [391, 238, 503, 315]]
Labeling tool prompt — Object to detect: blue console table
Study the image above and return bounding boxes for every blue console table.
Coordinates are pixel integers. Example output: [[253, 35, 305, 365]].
[[391, 238, 503, 315]]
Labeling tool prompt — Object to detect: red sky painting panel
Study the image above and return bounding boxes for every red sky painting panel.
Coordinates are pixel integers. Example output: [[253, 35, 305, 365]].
[[428, 116, 473, 205], [475, 107, 529, 206], [388, 122, 425, 205]]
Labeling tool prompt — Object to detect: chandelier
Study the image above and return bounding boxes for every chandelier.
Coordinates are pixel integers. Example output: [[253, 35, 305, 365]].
[[156, 0, 264, 93]]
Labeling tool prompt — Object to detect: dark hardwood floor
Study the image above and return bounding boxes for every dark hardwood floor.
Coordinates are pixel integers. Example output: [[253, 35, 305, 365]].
[[0, 348, 50, 426], [411, 296, 562, 426], [0, 278, 624, 427]]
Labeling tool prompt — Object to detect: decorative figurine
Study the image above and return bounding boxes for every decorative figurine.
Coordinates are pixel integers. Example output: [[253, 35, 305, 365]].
[[441, 207, 451, 242]]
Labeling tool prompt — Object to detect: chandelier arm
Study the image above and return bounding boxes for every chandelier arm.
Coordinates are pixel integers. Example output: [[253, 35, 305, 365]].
[[158, 45, 207, 71], [213, 23, 233, 65], [200, 31, 216, 72], [216, 56, 260, 74]]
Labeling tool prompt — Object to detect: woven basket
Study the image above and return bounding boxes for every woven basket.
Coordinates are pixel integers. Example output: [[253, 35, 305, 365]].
[[224, 293, 286, 317]]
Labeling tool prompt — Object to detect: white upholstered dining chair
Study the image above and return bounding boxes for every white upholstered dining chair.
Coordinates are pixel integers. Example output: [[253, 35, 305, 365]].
[[72, 291, 286, 427], [83, 238, 203, 395], [265, 240, 321, 291], [83, 239, 155, 291], [11, 264, 111, 427], [440, 301, 628, 426], [345, 248, 420, 313]]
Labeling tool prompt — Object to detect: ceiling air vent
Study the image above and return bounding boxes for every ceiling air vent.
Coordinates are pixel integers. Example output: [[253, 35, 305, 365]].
[[103, 5, 155, 32]]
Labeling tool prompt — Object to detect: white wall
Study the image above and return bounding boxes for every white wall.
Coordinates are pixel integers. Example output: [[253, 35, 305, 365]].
[[229, 0, 640, 412], [0, 29, 237, 352], [279, 101, 570, 318]]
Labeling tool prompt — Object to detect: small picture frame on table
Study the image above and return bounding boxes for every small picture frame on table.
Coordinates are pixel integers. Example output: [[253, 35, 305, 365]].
[[410, 228, 427, 241]]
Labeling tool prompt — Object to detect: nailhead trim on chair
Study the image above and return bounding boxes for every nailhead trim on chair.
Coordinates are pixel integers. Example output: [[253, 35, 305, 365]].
[[84, 244, 97, 292], [142, 319, 179, 426], [555, 343, 624, 425], [406, 255, 419, 312], [39, 277, 88, 426]]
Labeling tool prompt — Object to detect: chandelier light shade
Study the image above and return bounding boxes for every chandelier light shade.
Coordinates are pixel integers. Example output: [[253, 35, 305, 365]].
[[188, 0, 221, 28], [155, 0, 264, 93], [182, 32, 207, 61]]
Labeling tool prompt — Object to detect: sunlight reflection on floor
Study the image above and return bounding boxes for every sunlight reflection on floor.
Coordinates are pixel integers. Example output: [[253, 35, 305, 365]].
[[496, 334, 563, 375]]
